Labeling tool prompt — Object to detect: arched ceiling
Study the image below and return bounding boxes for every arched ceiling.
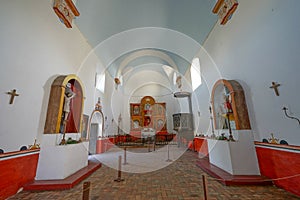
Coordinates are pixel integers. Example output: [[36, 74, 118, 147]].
[[74, 0, 218, 94], [75, 0, 218, 47], [107, 48, 189, 77]]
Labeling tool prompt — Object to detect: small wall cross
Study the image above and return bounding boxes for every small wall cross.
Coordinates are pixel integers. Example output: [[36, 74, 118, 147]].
[[269, 82, 281, 96], [6, 89, 19, 104]]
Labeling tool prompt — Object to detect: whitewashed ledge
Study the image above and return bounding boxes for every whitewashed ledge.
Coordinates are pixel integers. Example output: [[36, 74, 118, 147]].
[[35, 134, 89, 180], [207, 130, 260, 175]]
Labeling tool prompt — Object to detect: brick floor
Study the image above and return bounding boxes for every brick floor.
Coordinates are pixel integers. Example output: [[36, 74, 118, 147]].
[[9, 149, 300, 200]]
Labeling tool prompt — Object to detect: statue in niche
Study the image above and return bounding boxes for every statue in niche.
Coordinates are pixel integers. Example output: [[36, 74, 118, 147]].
[[217, 105, 228, 129], [144, 100, 151, 116], [176, 75, 182, 90], [144, 102, 151, 111], [223, 93, 233, 113], [144, 117, 151, 127], [216, 93, 232, 129], [63, 83, 76, 121]]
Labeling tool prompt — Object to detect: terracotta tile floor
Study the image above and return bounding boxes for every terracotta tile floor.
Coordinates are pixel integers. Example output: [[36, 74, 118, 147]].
[[9, 147, 300, 200]]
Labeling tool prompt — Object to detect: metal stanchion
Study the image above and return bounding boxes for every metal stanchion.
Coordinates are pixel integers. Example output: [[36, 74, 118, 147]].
[[123, 147, 128, 165], [166, 143, 172, 162], [153, 136, 156, 151], [104, 141, 108, 152], [114, 155, 124, 182], [202, 175, 208, 200], [148, 138, 151, 152], [82, 181, 90, 200]]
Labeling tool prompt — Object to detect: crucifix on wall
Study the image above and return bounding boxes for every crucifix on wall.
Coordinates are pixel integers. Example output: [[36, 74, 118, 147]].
[[269, 81, 281, 96], [6, 89, 19, 104]]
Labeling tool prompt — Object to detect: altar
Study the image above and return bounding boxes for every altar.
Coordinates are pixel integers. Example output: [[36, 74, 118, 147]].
[[141, 128, 156, 138]]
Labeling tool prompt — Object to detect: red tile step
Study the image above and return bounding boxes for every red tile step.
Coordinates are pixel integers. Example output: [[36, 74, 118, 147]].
[[196, 157, 273, 186], [23, 161, 101, 191]]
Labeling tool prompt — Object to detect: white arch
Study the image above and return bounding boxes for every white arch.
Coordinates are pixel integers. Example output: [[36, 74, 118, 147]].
[[116, 49, 179, 78]]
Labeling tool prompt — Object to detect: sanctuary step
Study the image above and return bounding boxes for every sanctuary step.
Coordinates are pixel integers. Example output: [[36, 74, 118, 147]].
[[23, 160, 101, 191], [196, 157, 273, 186]]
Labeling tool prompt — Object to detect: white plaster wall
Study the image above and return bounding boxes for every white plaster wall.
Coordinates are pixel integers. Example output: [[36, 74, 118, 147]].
[[0, 0, 100, 152], [197, 0, 300, 144]]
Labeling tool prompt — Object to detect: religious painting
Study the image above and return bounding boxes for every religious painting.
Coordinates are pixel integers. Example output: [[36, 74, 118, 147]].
[[130, 104, 140, 116], [152, 103, 164, 116], [143, 116, 150, 127], [155, 118, 166, 131], [156, 103, 165, 116], [81, 114, 89, 139], [131, 117, 141, 130]]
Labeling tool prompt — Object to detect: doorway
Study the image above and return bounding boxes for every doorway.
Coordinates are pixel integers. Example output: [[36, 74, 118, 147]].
[[89, 123, 99, 154], [88, 111, 104, 154]]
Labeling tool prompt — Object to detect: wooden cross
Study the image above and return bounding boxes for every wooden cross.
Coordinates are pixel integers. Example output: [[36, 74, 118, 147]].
[[6, 89, 19, 104], [269, 82, 281, 96]]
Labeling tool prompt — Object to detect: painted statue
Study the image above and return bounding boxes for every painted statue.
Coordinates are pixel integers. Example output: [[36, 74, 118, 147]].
[[63, 83, 76, 121]]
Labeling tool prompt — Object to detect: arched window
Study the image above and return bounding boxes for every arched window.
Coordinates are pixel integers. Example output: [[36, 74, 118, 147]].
[[191, 57, 202, 91], [96, 72, 106, 93], [173, 71, 177, 87]]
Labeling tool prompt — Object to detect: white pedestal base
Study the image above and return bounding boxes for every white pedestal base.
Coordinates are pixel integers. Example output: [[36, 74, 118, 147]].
[[207, 130, 260, 175], [36, 134, 89, 180]]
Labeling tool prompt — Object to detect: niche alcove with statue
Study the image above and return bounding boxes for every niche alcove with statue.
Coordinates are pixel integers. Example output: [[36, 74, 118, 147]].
[[36, 74, 89, 180], [207, 79, 260, 175]]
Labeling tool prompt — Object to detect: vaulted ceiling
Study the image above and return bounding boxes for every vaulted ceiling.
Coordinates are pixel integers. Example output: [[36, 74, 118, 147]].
[[74, 0, 218, 94], [75, 0, 217, 46]]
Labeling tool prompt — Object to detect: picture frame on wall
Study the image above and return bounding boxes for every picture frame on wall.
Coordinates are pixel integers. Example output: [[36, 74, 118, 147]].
[[131, 104, 140, 116], [155, 118, 166, 131], [81, 114, 89, 139], [131, 118, 141, 130]]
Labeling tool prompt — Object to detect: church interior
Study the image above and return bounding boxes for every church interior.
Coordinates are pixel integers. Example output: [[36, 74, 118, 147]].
[[1, 0, 300, 199]]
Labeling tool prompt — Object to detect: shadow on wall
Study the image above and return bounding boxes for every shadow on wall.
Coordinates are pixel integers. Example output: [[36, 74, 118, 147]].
[[37, 74, 61, 142]]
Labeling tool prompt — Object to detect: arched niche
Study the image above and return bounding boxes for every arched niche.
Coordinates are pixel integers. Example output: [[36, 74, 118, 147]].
[[44, 74, 85, 134], [211, 79, 251, 130]]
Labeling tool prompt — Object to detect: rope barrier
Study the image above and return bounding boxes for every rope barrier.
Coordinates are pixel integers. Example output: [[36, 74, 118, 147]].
[[99, 144, 300, 183], [205, 173, 300, 182]]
